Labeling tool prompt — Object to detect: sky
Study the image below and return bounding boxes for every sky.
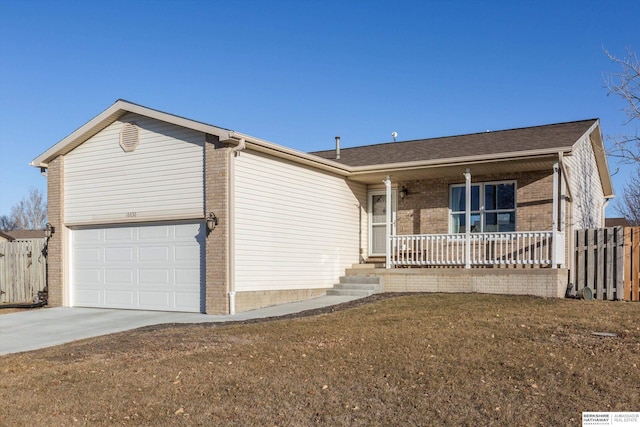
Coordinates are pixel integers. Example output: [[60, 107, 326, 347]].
[[0, 0, 638, 219]]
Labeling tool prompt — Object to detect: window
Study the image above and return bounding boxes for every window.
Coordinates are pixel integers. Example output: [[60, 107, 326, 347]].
[[450, 181, 516, 233]]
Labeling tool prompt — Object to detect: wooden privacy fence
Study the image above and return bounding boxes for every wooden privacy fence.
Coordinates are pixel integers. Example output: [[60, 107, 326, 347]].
[[0, 239, 47, 304], [624, 227, 640, 301], [574, 227, 640, 301]]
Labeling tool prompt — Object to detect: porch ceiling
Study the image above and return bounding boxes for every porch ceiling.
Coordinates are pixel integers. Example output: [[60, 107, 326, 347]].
[[347, 155, 558, 184]]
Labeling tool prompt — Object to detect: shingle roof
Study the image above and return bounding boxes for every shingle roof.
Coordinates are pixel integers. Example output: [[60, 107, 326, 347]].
[[310, 119, 598, 167], [604, 217, 632, 227], [0, 230, 14, 241]]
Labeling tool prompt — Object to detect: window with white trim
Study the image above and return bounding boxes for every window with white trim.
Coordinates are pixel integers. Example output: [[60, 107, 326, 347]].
[[450, 181, 516, 233]]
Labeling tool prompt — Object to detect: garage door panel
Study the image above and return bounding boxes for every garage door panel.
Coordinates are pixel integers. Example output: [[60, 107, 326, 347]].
[[139, 246, 169, 262], [139, 291, 170, 308], [139, 269, 170, 285], [75, 228, 101, 242], [175, 244, 200, 262], [74, 289, 103, 306], [175, 268, 200, 286], [74, 248, 102, 263], [105, 290, 135, 306], [105, 227, 135, 241], [175, 292, 200, 310], [175, 225, 200, 239], [105, 247, 134, 262], [105, 269, 134, 284], [139, 226, 171, 240], [74, 268, 102, 284], [72, 222, 204, 312]]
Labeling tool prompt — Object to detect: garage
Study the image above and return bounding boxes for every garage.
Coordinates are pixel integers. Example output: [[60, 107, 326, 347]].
[[71, 222, 205, 312]]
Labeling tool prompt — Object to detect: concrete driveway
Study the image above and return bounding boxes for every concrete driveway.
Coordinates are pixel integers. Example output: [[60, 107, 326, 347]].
[[0, 295, 359, 356]]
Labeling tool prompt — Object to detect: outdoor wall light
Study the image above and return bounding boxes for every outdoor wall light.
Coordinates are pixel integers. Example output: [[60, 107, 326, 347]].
[[206, 212, 219, 232], [400, 186, 408, 199], [45, 222, 55, 239]]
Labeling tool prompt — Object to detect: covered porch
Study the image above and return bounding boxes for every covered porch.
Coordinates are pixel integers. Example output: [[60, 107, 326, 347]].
[[350, 154, 570, 271]]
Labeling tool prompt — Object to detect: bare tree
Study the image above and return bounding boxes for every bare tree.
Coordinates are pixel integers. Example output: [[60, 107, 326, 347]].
[[10, 187, 47, 230], [614, 168, 640, 226], [0, 215, 18, 231], [604, 48, 640, 224], [604, 47, 640, 163]]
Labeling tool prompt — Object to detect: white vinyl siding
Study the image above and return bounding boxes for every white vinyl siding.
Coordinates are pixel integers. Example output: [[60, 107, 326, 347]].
[[234, 150, 365, 291], [563, 134, 606, 229], [64, 113, 205, 225]]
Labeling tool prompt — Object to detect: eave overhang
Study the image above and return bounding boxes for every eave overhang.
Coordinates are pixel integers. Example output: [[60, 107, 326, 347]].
[[583, 119, 614, 198], [345, 148, 573, 184], [30, 99, 232, 168], [30, 102, 614, 198]]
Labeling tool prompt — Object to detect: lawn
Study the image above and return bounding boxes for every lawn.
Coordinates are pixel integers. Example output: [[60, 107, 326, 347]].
[[1, 294, 639, 426]]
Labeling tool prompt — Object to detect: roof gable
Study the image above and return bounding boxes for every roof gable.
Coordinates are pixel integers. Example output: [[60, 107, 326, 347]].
[[31, 100, 232, 167]]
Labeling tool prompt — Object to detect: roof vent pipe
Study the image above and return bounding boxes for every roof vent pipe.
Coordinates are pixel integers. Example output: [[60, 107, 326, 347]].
[[335, 136, 341, 160]]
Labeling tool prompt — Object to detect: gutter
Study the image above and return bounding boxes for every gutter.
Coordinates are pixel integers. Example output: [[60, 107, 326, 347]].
[[226, 136, 247, 315], [224, 131, 351, 176], [349, 148, 574, 176]]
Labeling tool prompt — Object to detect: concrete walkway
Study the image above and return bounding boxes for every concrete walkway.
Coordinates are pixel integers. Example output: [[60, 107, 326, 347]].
[[0, 295, 360, 356]]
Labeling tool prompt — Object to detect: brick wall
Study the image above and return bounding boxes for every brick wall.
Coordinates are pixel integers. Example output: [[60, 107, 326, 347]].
[[46, 156, 64, 307], [204, 134, 229, 314], [351, 268, 567, 298], [396, 170, 554, 235]]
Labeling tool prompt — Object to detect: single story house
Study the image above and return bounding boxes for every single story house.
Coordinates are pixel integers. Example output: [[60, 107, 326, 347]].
[[31, 100, 613, 314]]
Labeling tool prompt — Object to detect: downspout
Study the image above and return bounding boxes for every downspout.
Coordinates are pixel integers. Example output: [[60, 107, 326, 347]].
[[227, 137, 246, 315]]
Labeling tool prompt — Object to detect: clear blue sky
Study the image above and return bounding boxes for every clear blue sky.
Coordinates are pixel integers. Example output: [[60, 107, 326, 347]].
[[1, 0, 638, 218]]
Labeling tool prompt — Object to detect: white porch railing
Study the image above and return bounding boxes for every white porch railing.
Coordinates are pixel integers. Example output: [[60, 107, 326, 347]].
[[390, 231, 562, 267]]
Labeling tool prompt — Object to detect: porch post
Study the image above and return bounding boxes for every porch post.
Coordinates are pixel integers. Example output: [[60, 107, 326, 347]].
[[559, 157, 567, 269], [384, 175, 392, 269], [464, 169, 471, 269], [552, 163, 559, 268]]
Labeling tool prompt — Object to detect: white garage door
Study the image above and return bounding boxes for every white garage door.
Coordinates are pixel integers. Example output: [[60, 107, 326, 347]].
[[71, 222, 204, 312]]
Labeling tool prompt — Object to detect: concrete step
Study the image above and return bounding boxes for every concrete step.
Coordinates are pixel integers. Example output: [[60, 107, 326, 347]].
[[333, 283, 378, 291], [340, 276, 380, 285], [345, 267, 384, 276], [349, 263, 384, 269], [326, 288, 374, 297], [326, 274, 383, 297]]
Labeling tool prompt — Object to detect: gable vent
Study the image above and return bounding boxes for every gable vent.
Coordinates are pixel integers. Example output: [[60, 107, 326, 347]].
[[119, 122, 139, 152]]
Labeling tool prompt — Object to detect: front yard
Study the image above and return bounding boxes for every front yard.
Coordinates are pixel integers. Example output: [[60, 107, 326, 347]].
[[1, 294, 638, 426]]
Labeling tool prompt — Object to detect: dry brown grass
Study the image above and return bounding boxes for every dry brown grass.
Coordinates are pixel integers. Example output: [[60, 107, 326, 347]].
[[1, 294, 639, 426]]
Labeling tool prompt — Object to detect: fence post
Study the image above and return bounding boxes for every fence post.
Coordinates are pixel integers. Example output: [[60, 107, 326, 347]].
[[625, 227, 640, 301]]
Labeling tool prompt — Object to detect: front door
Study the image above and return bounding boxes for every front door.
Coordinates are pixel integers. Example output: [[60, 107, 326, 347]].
[[368, 190, 397, 256]]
